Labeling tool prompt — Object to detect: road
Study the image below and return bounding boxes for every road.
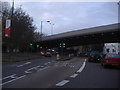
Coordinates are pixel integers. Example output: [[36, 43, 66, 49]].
[[2, 56, 85, 88], [1, 56, 120, 88], [53, 61, 120, 88]]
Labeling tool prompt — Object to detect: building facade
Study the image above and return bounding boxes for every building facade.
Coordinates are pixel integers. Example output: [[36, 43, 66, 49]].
[[103, 43, 120, 54]]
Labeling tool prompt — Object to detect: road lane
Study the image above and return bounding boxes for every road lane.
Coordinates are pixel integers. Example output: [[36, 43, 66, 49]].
[[55, 61, 120, 88], [2, 57, 55, 77], [16, 62, 31, 67], [2, 56, 56, 86], [2, 57, 85, 88]]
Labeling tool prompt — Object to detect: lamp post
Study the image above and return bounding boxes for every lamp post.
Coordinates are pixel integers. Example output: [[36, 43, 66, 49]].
[[118, 1, 120, 23], [40, 21, 50, 41], [50, 23, 54, 35]]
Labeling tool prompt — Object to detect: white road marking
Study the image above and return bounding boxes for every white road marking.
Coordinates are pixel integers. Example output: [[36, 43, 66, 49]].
[[17, 62, 31, 67], [70, 74, 78, 78], [44, 62, 51, 65], [25, 65, 48, 73], [37, 66, 50, 72], [48, 62, 51, 63], [55, 64, 58, 66], [54, 62, 60, 66], [25, 65, 40, 73], [25, 66, 39, 73], [2, 74, 17, 80], [0, 75, 26, 86], [36, 65, 44, 68], [56, 80, 70, 86], [77, 59, 86, 73]]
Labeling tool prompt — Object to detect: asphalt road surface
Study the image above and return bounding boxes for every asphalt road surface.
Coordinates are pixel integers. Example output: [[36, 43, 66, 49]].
[[1, 56, 120, 88], [53, 61, 120, 88], [2, 56, 85, 88]]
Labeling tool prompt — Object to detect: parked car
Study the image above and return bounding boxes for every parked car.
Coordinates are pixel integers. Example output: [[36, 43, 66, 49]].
[[88, 51, 104, 62], [101, 53, 120, 68], [44, 51, 52, 57]]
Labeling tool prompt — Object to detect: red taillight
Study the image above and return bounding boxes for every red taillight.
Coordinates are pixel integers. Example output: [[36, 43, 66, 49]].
[[98, 59, 100, 60]]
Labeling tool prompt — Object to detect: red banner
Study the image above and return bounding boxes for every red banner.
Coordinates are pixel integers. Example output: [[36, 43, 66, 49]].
[[5, 27, 11, 37], [5, 19, 11, 37]]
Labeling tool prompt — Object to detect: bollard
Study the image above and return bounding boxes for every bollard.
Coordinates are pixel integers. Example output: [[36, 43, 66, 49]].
[[56, 54, 60, 60], [69, 54, 71, 58]]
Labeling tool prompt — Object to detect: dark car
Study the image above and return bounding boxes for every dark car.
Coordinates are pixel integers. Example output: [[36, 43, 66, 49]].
[[101, 53, 120, 68], [88, 51, 104, 62], [85, 52, 91, 57]]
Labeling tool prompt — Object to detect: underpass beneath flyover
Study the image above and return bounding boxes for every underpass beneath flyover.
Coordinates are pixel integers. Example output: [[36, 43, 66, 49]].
[[35, 23, 119, 48]]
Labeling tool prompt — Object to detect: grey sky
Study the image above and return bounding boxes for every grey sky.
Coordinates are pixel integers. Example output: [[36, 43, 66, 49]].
[[14, 2, 118, 36]]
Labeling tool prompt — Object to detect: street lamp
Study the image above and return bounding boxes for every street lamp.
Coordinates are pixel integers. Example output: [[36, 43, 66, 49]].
[[50, 23, 54, 35], [40, 20, 50, 41], [118, 1, 120, 23]]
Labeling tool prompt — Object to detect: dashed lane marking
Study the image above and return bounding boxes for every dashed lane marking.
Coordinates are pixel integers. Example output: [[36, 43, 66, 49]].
[[70, 74, 78, 78], [56, 80, 70, 86], [17, 62, 31, 67], [55, 58, 87, 87]]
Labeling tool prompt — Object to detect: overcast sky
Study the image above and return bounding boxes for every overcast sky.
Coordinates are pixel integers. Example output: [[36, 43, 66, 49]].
[[14, 1, 118, 36]]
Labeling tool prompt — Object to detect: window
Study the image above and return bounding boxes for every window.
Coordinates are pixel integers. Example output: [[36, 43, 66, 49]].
[[106, 48, 110, 52], [112, 49, 116, 52]]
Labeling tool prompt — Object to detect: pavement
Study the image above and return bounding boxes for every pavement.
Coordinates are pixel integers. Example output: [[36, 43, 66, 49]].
[[2, 56, 42, 63]]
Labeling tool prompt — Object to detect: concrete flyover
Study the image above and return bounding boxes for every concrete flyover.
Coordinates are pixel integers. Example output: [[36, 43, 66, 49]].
[[36, 23, 120, 48]]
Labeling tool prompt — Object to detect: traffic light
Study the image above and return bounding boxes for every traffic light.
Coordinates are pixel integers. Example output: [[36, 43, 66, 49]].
[[59, 43, 62, 47], [37, 45, 39, 48], [40, 46, 42, 49], [63, 43, 65, 48], [63, 43, 65, 46], [59, 43, 66, 48], [29, 44, 33, 46]]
